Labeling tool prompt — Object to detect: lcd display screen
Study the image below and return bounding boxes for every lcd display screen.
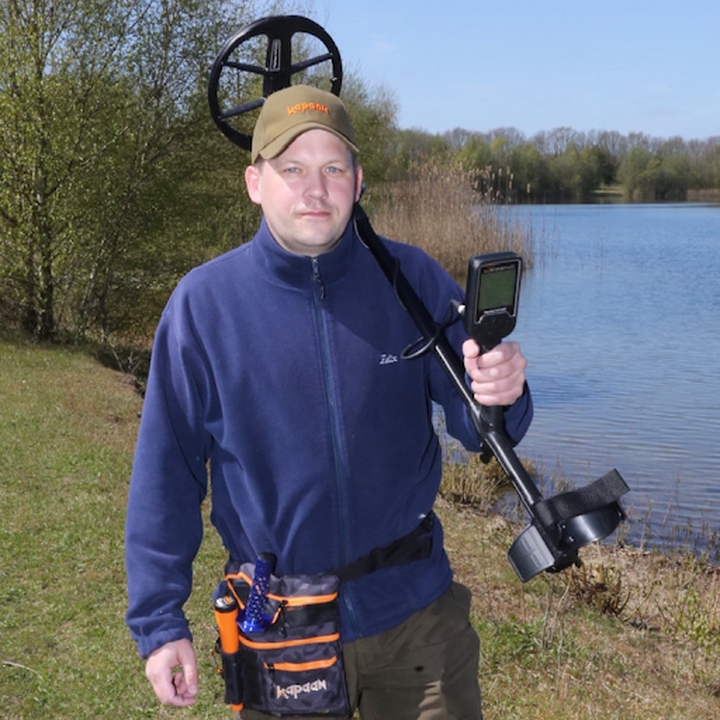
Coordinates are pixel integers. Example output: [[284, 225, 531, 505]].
[[477, 264, 518, 317]]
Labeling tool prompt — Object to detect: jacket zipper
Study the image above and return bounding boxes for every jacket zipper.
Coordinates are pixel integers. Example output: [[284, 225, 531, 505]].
[[310, 258, 360, 634], [311, 258, 345, 546], [312, 257, 326, 301]]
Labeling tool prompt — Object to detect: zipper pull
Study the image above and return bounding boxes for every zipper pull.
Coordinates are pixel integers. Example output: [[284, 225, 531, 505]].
[[311, 258, 326, 301]]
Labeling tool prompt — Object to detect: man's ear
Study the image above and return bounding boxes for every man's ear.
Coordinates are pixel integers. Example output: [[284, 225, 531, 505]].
[[245, 164, 262, 204], [354, 164, 364, 202]]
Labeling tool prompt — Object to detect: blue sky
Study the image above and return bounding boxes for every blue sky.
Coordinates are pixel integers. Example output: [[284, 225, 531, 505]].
[[303, 0, 719, 140]]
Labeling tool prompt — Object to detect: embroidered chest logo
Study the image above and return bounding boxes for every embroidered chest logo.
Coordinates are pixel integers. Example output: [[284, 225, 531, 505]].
[[380, 353, 399, 365]]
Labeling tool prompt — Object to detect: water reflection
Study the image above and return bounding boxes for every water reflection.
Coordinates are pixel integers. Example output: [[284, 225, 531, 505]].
[[509, 203, 720, 552]]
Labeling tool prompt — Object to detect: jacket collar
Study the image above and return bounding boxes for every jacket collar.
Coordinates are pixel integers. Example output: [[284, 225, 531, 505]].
[[251, 217, 359, 289]]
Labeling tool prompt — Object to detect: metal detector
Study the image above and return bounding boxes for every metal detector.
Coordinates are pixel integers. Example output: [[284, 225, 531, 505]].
[[207, 15, 630, 583]]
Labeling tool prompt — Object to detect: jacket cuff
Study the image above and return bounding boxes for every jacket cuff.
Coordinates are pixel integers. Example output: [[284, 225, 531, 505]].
[[502, 382, 533, 446], [134, 625, 193, 660]]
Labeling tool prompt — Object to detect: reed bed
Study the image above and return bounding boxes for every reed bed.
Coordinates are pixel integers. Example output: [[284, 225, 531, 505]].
[[367, 161, 533, 279]]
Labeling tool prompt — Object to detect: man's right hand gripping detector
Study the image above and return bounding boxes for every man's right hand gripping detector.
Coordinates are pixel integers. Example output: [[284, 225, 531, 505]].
[[459, 252, 630, 582]]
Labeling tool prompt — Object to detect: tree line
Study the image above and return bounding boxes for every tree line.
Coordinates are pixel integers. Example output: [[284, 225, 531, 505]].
[[2, 1, 718, 344], [391, 126, 720, 204]]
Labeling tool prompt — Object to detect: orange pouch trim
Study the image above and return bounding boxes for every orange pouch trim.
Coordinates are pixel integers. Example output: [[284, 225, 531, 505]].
[[239, 632, 340, 651], [225, 570, 338, 608], [266, 656, 339, 673]]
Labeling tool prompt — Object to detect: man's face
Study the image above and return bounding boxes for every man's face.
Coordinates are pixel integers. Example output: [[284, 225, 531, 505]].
[[245, 129, 363, 256]]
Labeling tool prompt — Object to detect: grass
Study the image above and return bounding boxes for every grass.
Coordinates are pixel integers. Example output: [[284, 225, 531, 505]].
[[0, 339, 225, 719], [441, 501, 720, 718], [2, 339, 720, 719]]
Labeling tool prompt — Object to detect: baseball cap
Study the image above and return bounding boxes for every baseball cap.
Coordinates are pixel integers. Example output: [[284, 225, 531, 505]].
[[251, 85, 359, 163]]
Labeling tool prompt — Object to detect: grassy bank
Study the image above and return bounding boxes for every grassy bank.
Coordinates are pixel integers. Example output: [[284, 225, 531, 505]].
[[2, 340, 719, 719]]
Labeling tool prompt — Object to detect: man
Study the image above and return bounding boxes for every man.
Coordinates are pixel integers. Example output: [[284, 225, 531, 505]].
[[125, 85, 532, 719]]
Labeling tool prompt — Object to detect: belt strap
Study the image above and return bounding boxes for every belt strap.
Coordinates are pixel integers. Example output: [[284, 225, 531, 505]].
[[330, 511, 435, 583]]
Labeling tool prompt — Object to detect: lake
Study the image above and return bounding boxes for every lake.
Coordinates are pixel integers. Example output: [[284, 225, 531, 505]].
[[505, 202, 720, 552]]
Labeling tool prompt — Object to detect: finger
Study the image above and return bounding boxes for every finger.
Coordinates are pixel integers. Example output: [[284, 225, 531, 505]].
[[462, 338, 482, 360], [476, 341, 520, 368], [471, 365, 526, 406], [172, 671, 197, 703], [155, 672, 196, 707], [169, 652, 199, 705], [464, 342, 517, 379], [473, 384, 524, 407], [172, 671, 188, 696], [178, 647, 199, 698], [146, 665, 178, 705]]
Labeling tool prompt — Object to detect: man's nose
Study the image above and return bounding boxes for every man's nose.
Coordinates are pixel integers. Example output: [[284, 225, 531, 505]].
[[303, 169, 328, 197]]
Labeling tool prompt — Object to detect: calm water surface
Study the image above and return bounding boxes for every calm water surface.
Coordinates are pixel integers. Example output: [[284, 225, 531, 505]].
[[507, 203, 720, 548]]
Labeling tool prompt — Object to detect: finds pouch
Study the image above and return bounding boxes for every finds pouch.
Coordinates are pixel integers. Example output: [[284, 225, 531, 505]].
[[221, 559, 351, 717]]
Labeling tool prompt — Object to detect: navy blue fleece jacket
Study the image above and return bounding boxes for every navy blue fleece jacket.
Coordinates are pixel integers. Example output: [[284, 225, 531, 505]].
[[125, 218, 532, 658]]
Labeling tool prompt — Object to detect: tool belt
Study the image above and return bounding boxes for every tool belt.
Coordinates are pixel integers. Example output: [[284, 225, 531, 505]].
[[214, 512, 435, 716]]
